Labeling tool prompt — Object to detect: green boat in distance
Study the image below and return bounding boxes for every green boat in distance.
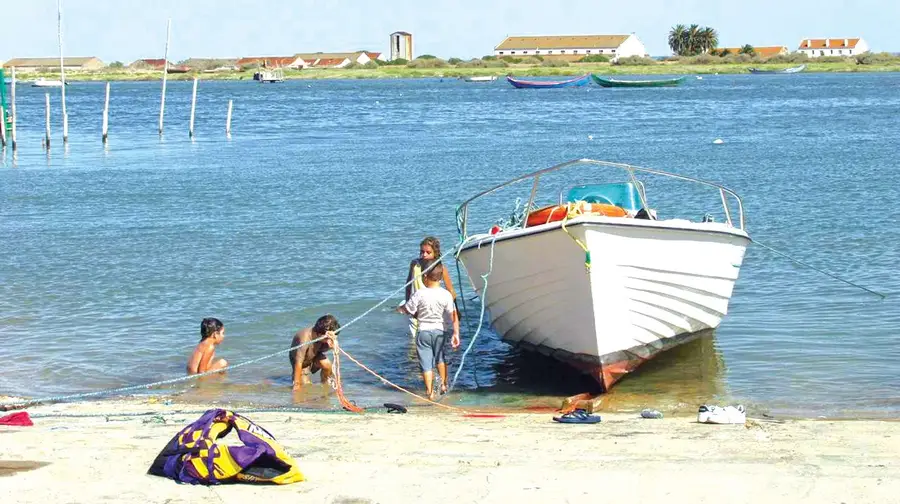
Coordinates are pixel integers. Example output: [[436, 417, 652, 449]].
[[591, 74, 686, 88]]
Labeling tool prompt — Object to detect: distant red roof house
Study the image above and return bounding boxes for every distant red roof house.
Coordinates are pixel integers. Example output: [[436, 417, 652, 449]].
[[3, 57, 105, 71], [797, 38, 869, 57], [312, 58, 350, 68], [130, 59, 170, 69], [129, 59, 189, 73], [365, 52, 382, 61], [235, 56, 301, 69], [719, 46, 789, 58], [798, 38, 861, 49], [293, 52, 371, 68]]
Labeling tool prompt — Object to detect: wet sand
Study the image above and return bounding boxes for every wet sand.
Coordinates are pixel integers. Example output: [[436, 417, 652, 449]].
[[1, 397, 898, 503]]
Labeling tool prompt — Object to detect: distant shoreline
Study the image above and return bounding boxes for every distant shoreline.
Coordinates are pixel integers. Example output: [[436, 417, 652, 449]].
[[8, 61, 900, 82]]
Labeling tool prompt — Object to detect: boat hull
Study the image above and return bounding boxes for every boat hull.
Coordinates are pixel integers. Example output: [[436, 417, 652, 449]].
[[506, 74, 591, 89], [464, 76, 497, 82], [591, 74, 685, 88], [748, 64, 806, 74], [457, 217, 749, 391]]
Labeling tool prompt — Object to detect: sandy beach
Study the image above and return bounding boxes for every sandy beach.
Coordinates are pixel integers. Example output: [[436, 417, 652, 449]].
[[1, 397, 897, 504]]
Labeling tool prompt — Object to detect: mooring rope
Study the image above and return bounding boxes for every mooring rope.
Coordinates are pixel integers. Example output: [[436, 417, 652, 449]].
[[453, 259, 479, 388], [0, 242, 466, 413], [0, 335, 327, 412], [330, 337, 364, 413], [560, 202, 593, 272], [28, 406, 357, 420], [337, 347, 467, 413], [753, 239, 886, 299], [445, 235, 497, 396]]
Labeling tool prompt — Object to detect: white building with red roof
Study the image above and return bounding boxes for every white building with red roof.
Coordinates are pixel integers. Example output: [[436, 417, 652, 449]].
[[797, 38, 868, 58], [493, 34, 647, 61], [293, 52, 371, 68]]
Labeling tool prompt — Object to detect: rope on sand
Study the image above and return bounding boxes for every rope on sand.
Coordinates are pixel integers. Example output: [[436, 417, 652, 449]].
[[337, 347, 467, 413], [28, 406, 371, 420], [331, 338, 364, 413]]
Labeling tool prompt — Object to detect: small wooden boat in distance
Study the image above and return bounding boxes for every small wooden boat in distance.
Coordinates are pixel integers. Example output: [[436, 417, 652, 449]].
[[464, 75, 498, 83], [31, 78, 66, 88], [591, 74, 685, 88], [506, 74, 591, 89], [748, 64, 807, 74], [254, 68, 285, 83]]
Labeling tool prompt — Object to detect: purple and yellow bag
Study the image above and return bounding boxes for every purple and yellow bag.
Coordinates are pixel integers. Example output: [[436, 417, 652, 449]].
[[148, 409, 304, 485]]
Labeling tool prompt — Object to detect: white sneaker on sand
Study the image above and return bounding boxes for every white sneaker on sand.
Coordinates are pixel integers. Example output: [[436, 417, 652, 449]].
[[698, 404, 746, 424], [697, 405, 712, 423]]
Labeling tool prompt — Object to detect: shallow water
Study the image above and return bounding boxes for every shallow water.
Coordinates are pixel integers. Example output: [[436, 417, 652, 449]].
[[2, 74, 899, 417]]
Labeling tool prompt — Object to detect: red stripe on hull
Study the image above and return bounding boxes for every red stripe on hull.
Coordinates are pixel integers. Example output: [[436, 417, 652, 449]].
[[520, 331, 707, 392]]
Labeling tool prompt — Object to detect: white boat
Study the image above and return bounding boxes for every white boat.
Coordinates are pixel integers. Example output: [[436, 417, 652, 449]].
[[463, 75, 497, 83], [455, 159, 750, 391], [254, 68, 285, 83], [32, 78, 65, 88], [748, 64, 807, 75]]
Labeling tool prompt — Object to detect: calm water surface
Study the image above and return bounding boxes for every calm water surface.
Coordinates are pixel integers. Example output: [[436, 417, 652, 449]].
[[2, 74, 899, 417]]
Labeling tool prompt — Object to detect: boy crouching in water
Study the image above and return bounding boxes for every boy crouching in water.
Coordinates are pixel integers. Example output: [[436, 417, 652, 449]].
[[187, 317, 228, 375], [290, 314, 340, 390], [398, 260, 460, 399]]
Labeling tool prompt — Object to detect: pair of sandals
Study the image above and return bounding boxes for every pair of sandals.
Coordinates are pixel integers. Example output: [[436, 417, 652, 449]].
[[552, 408, 602, 424]]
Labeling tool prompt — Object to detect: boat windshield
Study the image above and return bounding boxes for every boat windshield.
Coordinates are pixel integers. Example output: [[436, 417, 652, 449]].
[[456, 159, 745, 240]]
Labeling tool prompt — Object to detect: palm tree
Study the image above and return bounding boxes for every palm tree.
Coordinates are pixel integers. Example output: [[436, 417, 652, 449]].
[[668, 25, 686, 55], [739, 44, 756, 56], [699, 27, 719, 54], [669, 24, 719, 56], [683, 24, 702, 56]]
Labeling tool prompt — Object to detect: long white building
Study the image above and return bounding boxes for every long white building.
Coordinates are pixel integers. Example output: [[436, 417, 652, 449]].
[[797, 38, 868, 58], [493, 34, 647, 61]]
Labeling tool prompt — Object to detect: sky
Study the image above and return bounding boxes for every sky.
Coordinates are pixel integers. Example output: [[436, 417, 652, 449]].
[[3, 0, 897, 63]]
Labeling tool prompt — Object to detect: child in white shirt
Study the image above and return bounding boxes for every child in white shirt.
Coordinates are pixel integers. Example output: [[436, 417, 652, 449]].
[[398, 260, 460, 399]]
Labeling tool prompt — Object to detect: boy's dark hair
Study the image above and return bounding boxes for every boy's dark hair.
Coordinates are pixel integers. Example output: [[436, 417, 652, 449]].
[[313, 314, 340, 336], [423, 260, 443, 282], [200, 318, 224, 340]]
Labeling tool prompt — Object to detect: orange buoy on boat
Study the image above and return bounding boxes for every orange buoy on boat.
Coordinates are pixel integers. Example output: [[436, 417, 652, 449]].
[[526, 201, 627, 227]]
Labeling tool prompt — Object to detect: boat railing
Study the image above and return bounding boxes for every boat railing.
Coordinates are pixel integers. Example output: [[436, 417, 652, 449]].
[[456, 158, 745, 240]]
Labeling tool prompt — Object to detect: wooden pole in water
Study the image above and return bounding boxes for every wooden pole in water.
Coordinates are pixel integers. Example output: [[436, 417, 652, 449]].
[[102, 82, 110, 143], [1, 105, 7, 148], [10, 67, 17, 152], [158, 18, 171, 136], [189, 77, 198, 138], [225, 99, 232, 137], [44, 93, 51, 149], [58, 0, 69, 143]]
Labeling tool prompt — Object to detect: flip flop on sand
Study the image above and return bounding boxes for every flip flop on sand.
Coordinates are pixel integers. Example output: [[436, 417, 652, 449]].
[[384, 403, 407, 414], [552, 409, 601, 424]]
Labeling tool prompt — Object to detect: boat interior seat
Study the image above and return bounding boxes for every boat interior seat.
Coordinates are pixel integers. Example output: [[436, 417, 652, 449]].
[[565, 182, 645, 212]]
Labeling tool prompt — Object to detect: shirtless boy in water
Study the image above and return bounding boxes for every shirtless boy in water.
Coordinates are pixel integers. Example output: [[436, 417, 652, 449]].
[[290, 314, 339, 389], [187, 318, 229, 375]]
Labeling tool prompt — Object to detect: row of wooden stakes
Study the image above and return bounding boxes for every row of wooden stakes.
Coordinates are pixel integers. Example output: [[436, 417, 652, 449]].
[[1, 76, 234, 152]]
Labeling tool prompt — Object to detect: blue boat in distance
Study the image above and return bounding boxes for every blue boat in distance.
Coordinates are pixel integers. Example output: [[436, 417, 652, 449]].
[[506, 74, 591, 89]]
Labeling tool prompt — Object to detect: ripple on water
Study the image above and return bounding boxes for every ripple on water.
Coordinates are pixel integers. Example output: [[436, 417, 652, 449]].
[[2, 75, 900, 418]]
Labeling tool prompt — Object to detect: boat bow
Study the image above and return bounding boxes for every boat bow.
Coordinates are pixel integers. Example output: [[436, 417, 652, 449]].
[[455, 159, 750, 390]]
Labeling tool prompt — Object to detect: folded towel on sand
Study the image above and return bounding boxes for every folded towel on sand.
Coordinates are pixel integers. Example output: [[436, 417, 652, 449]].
[[0, 412, 33, 427]]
